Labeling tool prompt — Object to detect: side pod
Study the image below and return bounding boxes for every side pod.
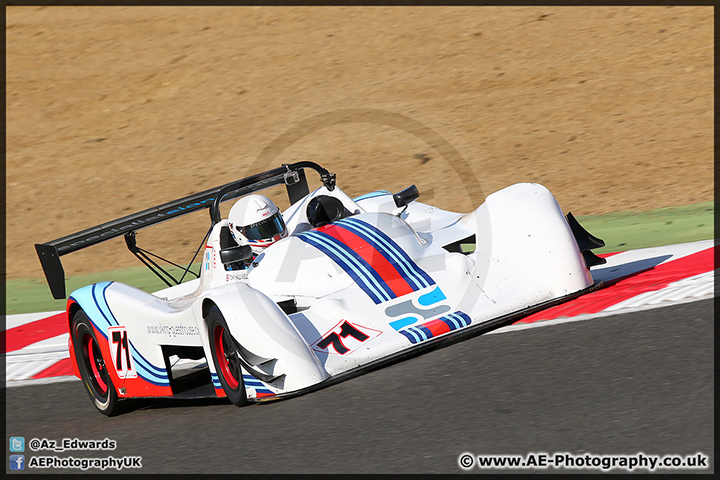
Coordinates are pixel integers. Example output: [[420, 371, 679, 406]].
[[203, 282, 329, 393]]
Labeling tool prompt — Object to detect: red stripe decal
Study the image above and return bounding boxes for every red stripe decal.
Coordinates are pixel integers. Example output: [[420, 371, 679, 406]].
[[2, 313, 67, 354], [320, 224, 416, 297], [423, 318, 452, 337], [31, 358, 76, 379], [516, 247, 714, 324]]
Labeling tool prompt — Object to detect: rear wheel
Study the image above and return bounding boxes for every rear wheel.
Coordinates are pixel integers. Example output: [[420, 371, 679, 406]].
[[71, 310, 124, 416], [206, 306, 248, 406]]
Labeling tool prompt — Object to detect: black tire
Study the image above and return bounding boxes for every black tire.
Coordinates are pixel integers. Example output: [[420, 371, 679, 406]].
[[206, 306, 248, 406], [71, 310, 124, 416]]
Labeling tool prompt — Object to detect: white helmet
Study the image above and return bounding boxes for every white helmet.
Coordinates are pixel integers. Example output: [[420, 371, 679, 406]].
[[228, 194, 288, 255]]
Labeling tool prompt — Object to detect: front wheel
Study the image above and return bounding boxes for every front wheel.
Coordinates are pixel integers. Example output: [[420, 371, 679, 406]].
[[206, 306, 248, 406], [71, 310, 124, 416]]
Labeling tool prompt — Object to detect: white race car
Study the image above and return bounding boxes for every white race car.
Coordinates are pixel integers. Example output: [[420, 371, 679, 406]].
[[36, 162, 605, 416]]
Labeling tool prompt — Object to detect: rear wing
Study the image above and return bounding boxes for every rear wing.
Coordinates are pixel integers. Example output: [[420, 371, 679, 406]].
[[35, 161, 336, 299]]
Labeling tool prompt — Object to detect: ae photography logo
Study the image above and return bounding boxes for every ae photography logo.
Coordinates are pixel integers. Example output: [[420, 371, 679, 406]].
[[8, 436, 142, 472], [458, 451, 710, 472]]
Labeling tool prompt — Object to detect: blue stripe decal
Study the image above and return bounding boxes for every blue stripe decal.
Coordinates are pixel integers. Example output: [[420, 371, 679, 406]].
[[418, 286, 447, 306], [95, 282, 119, 328], [312, 230, 396, 301], [402, 327, 423, 344], [136, 371, 169, 386], [389, 316, 417, 331], [129, 344, 169, 385], [242, 375, 273, 394], [451, 312, 472, 328], [242, 378, 265, 387], [211, 373, 222, 389], [298, 231, 392, 304], [445, 314, 462, 330], [399, 329, 418, 343], [102, 284, 168, 384], [400, 311, 472, 344], [353, 190, 391, 202], [416, 325, 433, 341], [131, 346, 168, 377], [70, 284, 112, 340], [298, 217, 436, 304], [334, 219, 426, 290], [402, 328, 417, 342], [81, 282, 117, 339], [132, 351, 167, 375], [337, 217, 435, 290], [300, 231, 388, 303], [403, 326, 429, 344]]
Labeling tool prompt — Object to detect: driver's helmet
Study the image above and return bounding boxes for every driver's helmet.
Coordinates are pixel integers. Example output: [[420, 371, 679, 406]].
[[228, 194, 288, 255]]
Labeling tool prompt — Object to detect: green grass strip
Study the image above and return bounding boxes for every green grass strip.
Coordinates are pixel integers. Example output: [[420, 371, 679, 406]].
[[574, 201, 713, 254], [5, 264, 201, 316]]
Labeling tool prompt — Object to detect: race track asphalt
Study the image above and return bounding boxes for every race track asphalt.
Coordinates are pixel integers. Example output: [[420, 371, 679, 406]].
[[5, 298, 713, 474]]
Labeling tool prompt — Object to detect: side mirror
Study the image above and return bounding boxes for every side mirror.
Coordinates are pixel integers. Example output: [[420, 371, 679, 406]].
[[220, 244, 254, 268], [393, 185, 420, 208]]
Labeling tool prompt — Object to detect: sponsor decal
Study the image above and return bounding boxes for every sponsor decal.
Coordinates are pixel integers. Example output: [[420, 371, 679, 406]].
[[243, 374, 275, 398], [145, 323, 200, 338]]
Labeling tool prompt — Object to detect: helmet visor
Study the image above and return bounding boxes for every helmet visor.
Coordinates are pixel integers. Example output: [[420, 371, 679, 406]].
[[239, 212, 286, 241]]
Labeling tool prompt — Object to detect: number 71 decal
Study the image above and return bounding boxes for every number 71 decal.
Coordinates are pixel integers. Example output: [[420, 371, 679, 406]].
[[312, 320, 382, 355], [107, 326, 137, 379]]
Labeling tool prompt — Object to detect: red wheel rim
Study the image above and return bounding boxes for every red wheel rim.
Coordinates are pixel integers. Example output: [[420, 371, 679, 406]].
[[214, 325, 239, 390], [83, 333, 108, 394]]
